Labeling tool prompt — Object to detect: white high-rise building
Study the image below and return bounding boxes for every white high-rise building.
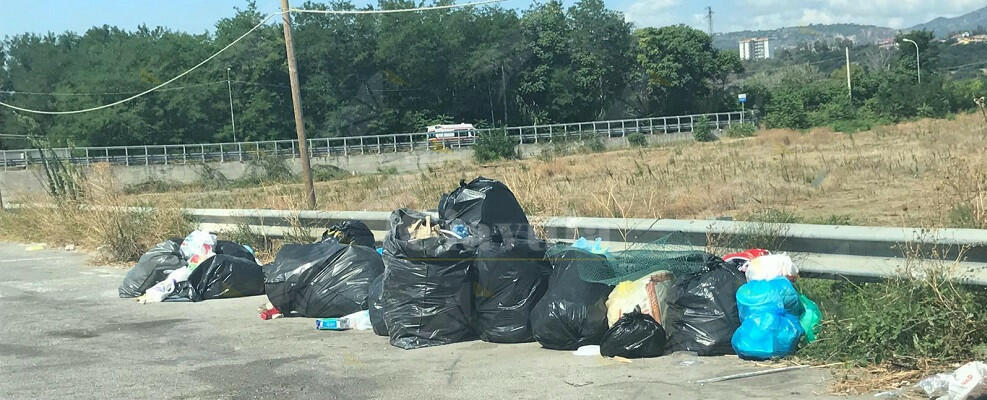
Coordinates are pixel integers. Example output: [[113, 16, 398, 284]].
[[739, 38, 771, 60]]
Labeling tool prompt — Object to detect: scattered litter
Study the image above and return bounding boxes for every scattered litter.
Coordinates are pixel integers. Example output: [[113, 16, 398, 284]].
[[696, 365, 809, 384], [745, 254, 798, 282], [321, 220, 375, 247], [258, 302, 282, 320], [179, 230, 216, 270], [722, 249, 770, 272], [316, 310, 372, 331], [611, 356, 633, 364], [572, 345, 601, 356], [25, 243, 46, 251], [64, 244, 76, 251], [916, 361, 987, 400], [573, 237, 609, 255]]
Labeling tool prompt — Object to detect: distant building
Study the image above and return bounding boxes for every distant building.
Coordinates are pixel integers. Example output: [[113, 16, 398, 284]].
[[739, 38, 770, 60], [876, 38, 897, 50], [956, 34, 987, 45]]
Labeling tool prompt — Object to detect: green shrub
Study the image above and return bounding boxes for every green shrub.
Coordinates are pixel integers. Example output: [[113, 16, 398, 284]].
[[692, 116, 717, 142], [312, 165, 349, 181], [473, 129, 517, 162], [798, 275, 987, 366], [579, 132, 606, 153], [725, 123, 757, 138], [627, 132, 648, 147]]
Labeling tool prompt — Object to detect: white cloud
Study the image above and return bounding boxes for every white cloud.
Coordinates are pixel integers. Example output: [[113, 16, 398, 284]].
[[623, 0, 682, 28]]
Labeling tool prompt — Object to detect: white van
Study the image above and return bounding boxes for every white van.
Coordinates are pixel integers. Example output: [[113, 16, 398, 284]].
[[427, 123, 476, 143]]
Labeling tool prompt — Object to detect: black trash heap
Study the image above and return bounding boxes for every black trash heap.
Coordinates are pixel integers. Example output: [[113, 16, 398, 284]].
[[120, 176, 821, 361]]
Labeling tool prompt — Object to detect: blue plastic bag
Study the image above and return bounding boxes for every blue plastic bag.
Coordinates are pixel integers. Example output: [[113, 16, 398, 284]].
[[736, 278, 803, 320], [731, 311, 804, 360]]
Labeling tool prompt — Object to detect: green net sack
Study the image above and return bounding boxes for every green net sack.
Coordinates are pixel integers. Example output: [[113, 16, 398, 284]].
[[547, 234, 711, 286]]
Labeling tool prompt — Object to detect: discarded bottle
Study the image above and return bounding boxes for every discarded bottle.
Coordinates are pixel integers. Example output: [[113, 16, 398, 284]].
[[315, 318, 352, 330]]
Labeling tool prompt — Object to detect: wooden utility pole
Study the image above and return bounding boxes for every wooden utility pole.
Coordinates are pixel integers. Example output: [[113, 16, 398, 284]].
[[280, 0, 316, 209]]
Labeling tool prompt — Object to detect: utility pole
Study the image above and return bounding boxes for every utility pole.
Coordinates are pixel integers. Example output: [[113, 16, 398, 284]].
[[280, 0, 316, 209], [902, 38, 921, 84], [501, 64, 508, 126], [226, 67, 237, 143], [706, 6, 713, 37], [845, 47, 852, 100]]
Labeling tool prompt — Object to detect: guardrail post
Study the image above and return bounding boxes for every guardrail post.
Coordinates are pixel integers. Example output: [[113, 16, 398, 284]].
[[393, 136, 397, 152], [606, 121, 612, 138], [343, 138, 348, 156], [274, 141, 278, 156], [163, 147, 168, 165], [2, 151, 6, 171], [220, 144, 225, 163], [360, 137, 365, 155], [183, 146, 187, 164], [125, 148, 129, 166], [715, 113, 720, 130], [239, 143, 244, 162], [201, 145, 206, 162], [85, 148, 90, 166], [377, 136, 382, 154], [290, 141, 296, 158], [689, 115, 694, 132]]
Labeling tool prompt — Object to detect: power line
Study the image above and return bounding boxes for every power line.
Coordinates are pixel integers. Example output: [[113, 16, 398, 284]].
[[0, 0, 503, 115], [0, 81, 227, 97]]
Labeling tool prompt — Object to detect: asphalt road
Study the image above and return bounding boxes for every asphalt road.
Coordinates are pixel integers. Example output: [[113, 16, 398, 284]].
[[0, 243, 866, 400]]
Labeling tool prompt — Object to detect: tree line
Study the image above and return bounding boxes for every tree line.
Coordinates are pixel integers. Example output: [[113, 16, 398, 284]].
[[0, 0, 740, 147], [1, 0, 985, 147]]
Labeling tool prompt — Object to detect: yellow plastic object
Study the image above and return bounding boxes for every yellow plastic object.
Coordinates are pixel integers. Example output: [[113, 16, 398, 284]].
[[605, 271, 673, 327]]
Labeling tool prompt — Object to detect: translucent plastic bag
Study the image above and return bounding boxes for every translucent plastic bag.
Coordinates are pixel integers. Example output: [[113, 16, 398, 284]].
[[179, 230, 217, 270], [746, 254, 798, 282], [799, 295, 822, 343], [731, 311, 804, 360], [736, 278, 803, 320]]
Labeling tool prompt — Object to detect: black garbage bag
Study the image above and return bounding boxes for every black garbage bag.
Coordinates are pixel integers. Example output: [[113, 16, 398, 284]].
[[474, 239, 551, 343], [214, 240, 255, 261], [186, 254, 266, 302], [530, 248, 613, 350], [368, 273, 388, 336], [599, 307, 667, 358], [119, 239, 184, 298], [381, 208, 477, 350], [264, 240, 384, 318], [322, 220, 375, 248], [663, 255, 747, 356], [438, 177, 531, 240]]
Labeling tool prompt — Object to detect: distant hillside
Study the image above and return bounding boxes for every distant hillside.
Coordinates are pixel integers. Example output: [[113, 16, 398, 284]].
[[713, 24, 897, 51], [908, 6, 987, 37]]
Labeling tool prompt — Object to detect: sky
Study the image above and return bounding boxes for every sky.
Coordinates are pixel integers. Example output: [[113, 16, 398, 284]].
[[0, 0, 985, 39]]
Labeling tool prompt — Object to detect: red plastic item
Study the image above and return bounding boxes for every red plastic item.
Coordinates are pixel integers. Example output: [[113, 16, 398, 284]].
[[722, 249, 770, 271]]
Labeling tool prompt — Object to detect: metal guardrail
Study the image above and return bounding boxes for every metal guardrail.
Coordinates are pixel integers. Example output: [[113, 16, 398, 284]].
[[186, 208, 987, 285], [1, 111, 753, 169]]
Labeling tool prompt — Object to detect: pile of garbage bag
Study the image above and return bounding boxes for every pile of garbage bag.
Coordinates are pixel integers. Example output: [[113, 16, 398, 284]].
[[119, 177, 825, 363], [119, 230, 264, 303]]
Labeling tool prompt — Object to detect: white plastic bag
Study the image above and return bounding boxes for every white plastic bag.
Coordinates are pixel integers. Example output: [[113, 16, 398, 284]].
[[139, 266, 191, 304], [341, 310, 373, 331], [917, 361, 987, 400], [745, 254, 799, 282], [180, 230, 217, 270]]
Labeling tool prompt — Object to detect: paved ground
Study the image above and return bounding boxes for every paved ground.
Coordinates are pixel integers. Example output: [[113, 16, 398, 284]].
[[0, 243, 867, 400]]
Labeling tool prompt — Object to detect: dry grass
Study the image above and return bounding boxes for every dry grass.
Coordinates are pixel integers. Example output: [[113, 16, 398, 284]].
[[0, 164, 195, 262], [122, 113, 987, 228]]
